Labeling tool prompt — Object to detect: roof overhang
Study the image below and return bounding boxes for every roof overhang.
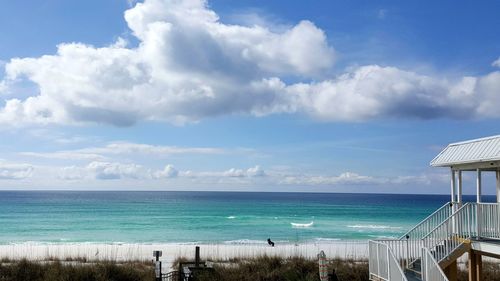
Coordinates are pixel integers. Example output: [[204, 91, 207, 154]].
[[431, 135, 500, 169]]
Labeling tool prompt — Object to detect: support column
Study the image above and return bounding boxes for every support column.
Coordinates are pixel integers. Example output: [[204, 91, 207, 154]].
[[451, 169, 456, 204], [457, 170, 463, 206], [477, 169, 482, 237], [468, 251, 478, 281], [476, 254, 482, 281], [496, 169, 500, 203], [444, 260, 457, 281], [476, 169, 482, 203]]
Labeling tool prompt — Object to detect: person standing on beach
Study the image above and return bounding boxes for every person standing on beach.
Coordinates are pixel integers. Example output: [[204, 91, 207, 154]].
[[267, 238, 275, 247]]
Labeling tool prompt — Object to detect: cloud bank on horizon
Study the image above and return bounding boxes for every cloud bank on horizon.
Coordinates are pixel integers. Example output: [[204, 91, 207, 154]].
[[1, 0, 499, 127]]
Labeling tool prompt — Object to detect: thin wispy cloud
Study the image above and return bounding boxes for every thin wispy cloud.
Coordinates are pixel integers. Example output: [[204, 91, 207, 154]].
[[20, 142, 225, 161]]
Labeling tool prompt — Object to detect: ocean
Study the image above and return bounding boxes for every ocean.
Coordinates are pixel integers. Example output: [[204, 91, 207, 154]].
[[0, 191, 494, 245]]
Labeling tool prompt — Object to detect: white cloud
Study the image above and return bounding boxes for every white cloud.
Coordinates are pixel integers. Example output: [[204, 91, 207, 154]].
[[223, 168, 246, 178], [284, 65, 500, 121], [493, 57, 500, 68], [1, 0, 499, 126], [87, 161, 145, 180], [59, 166, 86, 180], [153, 164, 179, 178], [0, 0, 333, 126], [21, 142, 223, 161], [247, 165, 266, 177], [78, 142, 223, 155], [0, 162, 34, 180], [21, 151, 106, 161], [191, 165, 267, 178], [281, 172, 377, 185]]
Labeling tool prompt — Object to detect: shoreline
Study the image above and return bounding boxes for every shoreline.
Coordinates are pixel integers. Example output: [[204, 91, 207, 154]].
[[0, 241, 368, 270]]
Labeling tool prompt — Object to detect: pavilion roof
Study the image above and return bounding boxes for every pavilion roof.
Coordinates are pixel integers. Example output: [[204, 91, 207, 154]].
[[431, 135, 500, 168]]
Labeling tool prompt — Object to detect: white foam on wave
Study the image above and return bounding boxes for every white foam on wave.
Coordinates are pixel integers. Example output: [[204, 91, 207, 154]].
[[226, 216, 236, 219], [223, 239, 267, 245], [223, 239, 291, 245], [291, 221, 314, 228], [369, 235, 398, 239], [347, 224, 402, 230], [314, 238, 341, 242]]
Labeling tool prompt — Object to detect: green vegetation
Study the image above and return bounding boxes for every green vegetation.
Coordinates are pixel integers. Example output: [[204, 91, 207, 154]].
[[0, 259, 154, 281], [191, 256, 369, 281], [1, 257, 499, 281]]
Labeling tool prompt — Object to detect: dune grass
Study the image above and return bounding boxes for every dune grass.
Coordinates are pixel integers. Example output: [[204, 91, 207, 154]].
[[1, 256, 499, 281], [184, 256, 369, 281], [0, 259, 154, 281]]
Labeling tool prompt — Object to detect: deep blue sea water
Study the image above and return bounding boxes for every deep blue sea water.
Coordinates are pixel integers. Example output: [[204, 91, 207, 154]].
[[0, 191, 494, 244]]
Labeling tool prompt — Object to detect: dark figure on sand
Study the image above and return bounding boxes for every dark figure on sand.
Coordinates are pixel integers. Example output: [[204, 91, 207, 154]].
[[267, 238, 274, 247]]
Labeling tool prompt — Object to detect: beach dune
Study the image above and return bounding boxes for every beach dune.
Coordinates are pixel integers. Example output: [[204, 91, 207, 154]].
[[0, 241, 368, 270]]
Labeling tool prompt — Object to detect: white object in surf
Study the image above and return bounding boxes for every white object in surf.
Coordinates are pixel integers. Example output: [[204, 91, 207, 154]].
[[291, 221, 314, 228]]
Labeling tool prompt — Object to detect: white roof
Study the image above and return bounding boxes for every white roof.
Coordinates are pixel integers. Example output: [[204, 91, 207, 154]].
[[431, 135, 500, 167]]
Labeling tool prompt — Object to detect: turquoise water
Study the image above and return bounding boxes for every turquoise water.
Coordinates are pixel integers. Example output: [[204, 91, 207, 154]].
[[0, 191, 493, 244]]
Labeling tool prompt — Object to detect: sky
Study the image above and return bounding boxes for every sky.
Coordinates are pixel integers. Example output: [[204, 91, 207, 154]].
[[0, 0, 499, 194]]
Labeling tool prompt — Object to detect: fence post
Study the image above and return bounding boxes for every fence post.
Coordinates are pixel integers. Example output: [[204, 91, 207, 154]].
[[154, 250, 162, 281], [387, 246, 391, 280], [376, 243, 380, 277]]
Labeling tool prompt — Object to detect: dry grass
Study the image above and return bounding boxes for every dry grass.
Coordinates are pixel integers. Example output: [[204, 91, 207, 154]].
[[458, 261, 500, 281], [0, 259, 154, 281], [189, 256, 369, 281]]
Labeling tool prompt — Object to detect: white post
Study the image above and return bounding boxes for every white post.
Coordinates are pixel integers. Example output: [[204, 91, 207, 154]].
[[477, 169, 482, 203], [451, 169, 456, 204], [477, 168, 482, 238], [457, 170, 463, 205], [496, 170, 500, 203]]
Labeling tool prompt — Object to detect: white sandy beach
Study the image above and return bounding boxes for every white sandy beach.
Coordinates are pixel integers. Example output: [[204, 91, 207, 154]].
[[0, 241, 368, 270]]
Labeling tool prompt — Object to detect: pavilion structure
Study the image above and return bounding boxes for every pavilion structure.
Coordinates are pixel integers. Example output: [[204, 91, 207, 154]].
[[368, 135, 500, 281]]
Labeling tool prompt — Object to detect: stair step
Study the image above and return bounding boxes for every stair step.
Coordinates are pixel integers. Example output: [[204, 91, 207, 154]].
[[404, 269, 422, 281]]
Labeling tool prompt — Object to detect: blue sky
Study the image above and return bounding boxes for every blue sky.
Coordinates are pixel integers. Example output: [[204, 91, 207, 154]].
[[0, 0, 499, 193]]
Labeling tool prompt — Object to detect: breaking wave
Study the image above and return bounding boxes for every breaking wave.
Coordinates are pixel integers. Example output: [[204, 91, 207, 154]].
[[291, 221, 314, 228], [347, 224, 402, 230]]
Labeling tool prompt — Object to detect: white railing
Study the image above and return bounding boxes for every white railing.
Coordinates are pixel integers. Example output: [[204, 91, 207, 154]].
[[477, 203, 500, 239], [369, 202, 500, 280], [400, 202, 454, 268], [400, 202, 455, 240], [369, 241, 408, 281], [422, 203, 473, 262], [421, 247, 448, 281]]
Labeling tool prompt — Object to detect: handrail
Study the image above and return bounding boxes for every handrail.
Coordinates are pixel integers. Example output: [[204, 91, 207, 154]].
[[422, 203, 472, 240], [399, 202, 454, 270], [400, 202, 454, 240], [421, 247, 448, 281], [421, 203, 473, 262], [369, 202, 500, 280], [369, 241, 408, 281]]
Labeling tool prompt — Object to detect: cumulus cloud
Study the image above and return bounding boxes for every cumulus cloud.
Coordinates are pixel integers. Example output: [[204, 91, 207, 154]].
[[247, 165, 266, 177], [281, 172, 376, 185], [278, 171, 444, 186], [87, 161, 145, 180], [0, 162, 34, 180], [1, 0, 498, 126], [0, 0, 332, 126], [50, 161, 444, 190], [284, 65, 497, 121], [153, 164, 179, 178], [197, 165, 267, 178]]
